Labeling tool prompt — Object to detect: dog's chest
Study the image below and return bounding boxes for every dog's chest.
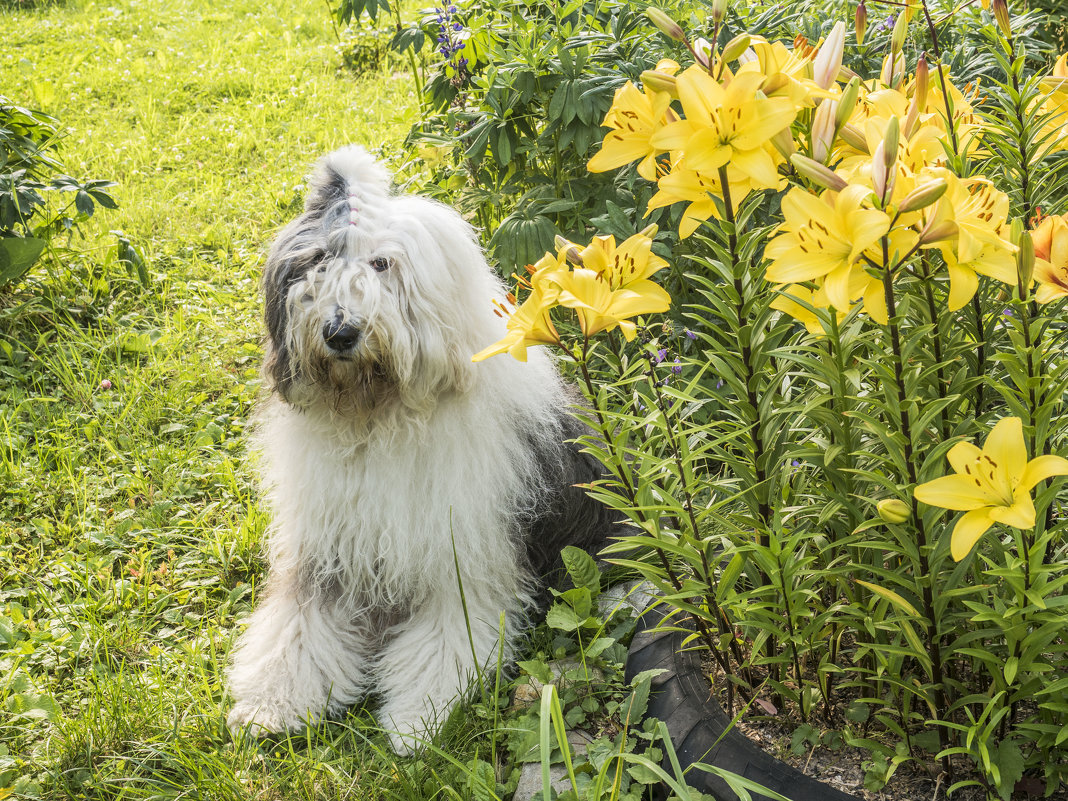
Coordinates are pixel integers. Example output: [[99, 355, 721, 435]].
[[284, 423, 516, 589]]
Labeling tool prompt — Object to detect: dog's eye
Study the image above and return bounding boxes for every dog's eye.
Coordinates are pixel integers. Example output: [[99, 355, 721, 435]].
[[370, 256, 393, 273]]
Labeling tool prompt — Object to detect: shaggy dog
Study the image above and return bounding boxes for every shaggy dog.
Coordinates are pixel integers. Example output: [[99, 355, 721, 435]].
[[226, 146, 618, 754]]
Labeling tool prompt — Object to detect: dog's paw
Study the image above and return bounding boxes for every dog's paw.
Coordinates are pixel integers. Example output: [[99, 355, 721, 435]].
[[227, 699, 312, 737]]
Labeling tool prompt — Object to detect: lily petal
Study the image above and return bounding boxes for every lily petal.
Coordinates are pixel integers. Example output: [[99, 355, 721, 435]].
[[1019, 453, 1068, 492], [914, 473, 994, 511], [951, 508, 995, 561]]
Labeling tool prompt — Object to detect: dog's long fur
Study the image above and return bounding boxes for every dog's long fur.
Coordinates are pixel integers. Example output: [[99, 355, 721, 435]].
[[226, 146, 617, 753]]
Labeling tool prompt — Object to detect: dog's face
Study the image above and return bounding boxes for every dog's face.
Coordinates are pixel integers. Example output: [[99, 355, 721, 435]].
[[262, 147, 499, 414]]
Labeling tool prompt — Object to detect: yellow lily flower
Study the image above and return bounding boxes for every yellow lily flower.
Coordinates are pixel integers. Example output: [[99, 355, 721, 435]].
[[928, 171, 1017, 309], [649, 67, 798, 190], [914, 417, 1068, 560], [645, 158, 756, 238], [578, 228, 668, 290], [587, 79, 674, 181], [1032, 213, 1068, 303], [735, 38, 828, 107], [554, 267, 671, 341], [471, 284, 562, 363], [471, 251, 568, 362], [769, 283, 849, 334], [765, 184, 891, 316]]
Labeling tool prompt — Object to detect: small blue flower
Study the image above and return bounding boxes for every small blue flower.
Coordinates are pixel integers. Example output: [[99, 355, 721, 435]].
[[656, 348, 667, 363], [716, 379, 724, 389], [672, 359, 682, 375], [791, 459, 801, 467], [684, 329, 696, 340]]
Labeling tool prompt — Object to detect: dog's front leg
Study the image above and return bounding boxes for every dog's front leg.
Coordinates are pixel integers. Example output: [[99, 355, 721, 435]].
[[226, 569, 371, 735], [376, 584, 512, 755]]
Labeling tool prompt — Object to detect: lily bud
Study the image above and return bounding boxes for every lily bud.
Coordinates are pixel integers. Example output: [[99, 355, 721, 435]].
[[790, 154, 849, 192], [1016, 226, 1033, 288], [721, 32, 751, 63], [890, 9, 908, 55], [641, 69, 678, 96], [871, 144, 892, 203], [903, 58, 928, 138], [836, 77, 862, 128], [646, 7, 686, 42], [811, 99, 838, 163], [555, 235, 583, 264], [711, 0, 727, 24], [882, 116, 900, 170], [881, 51, 906, 88], [693, 38, 712, 68], [992, 0, 1011, 39], [877, 499, 911, 524], [838, 64, 861, 83], [919, 216, 959, 244], [898, 178, 947, 213], [771, 127, 798, 159], [838, 123, 869, 152], [638, 223, 659, 240], [813, 21, 846, 90], [855, 0, 868, 45]]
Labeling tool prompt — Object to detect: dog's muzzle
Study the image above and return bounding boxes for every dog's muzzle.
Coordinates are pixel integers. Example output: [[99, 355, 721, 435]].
[[322, 311, 363, 354]]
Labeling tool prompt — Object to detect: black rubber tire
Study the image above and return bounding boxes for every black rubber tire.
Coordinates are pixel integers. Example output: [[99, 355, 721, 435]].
[[625, 605, 862, 801]]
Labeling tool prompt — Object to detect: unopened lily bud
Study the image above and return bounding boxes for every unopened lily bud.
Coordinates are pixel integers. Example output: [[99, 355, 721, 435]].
[[836, 77, 862, 128], [919, 217, 959, 244], [890, 9, 909, 55], [1016, 226, 1033, 288], [881, 51, 906, 89], [555, 235, 583, 264], [646, 7, 686, 42], [693, 38, 713, 68], [711, 0, 727, 23], [838, 64, 861, 83], [877, 498, 911, 524], [813, 21, 846, 90], [855, 0, 868, 45], [638, 223, 659, 239], [838, 123, 869, 152], [882, 116, 900, 169], [721, 33, 751, 63], [641, 69, 678, 95], [811, 100, 838, 163], [898, 178, 947, 213], [871, 145, 891, 202], [791, 154, 849, 191], [904, 56, 929, 137], [992, 0, 1011, 39], [771, 127, 798, 159]]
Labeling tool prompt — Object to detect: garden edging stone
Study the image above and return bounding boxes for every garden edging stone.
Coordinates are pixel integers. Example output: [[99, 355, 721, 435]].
[[625, 602, 862, 801]]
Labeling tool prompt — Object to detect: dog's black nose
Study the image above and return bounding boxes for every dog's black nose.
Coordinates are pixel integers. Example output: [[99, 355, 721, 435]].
[[322, 313, 362, 352]]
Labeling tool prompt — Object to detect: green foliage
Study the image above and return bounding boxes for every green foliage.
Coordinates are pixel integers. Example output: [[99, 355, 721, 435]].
[[392, 0, 683, 274], [0, 97, 118, 287], [535, 1, 1068, 798]]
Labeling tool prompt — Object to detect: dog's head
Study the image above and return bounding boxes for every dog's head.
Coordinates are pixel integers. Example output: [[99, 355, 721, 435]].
[[262, 146, 502, 415]]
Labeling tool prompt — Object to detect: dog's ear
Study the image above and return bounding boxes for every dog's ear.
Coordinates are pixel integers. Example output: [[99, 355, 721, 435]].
[[306, 146, 392, 212]]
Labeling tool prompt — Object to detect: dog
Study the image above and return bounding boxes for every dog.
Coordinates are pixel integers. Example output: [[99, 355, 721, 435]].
[[226, 146, 619, 754]]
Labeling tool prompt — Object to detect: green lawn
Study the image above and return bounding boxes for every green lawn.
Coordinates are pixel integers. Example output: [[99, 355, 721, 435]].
[[0, 0, 474, 796]]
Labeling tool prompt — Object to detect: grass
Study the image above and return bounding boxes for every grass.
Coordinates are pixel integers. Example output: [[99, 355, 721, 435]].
[[0, 0, 673, 797], [0, 0, 530, 796]]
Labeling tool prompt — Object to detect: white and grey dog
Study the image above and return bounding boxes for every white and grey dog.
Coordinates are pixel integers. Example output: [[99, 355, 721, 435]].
[[226, 146, 617, 754]]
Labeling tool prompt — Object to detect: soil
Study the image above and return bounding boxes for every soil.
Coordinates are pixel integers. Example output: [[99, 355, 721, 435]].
[[700, 652, 1063, 801]]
